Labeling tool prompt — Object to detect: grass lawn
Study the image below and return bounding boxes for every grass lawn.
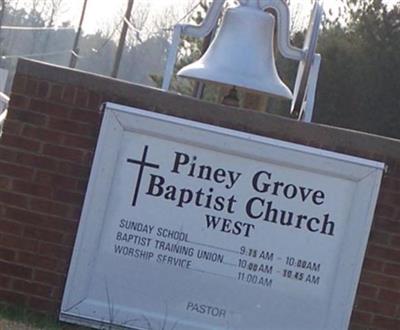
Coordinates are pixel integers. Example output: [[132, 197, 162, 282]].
[[0, 303, 89, 330]]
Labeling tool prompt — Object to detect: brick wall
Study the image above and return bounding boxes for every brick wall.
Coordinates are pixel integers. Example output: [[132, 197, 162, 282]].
[[0, 59, 399, 329]]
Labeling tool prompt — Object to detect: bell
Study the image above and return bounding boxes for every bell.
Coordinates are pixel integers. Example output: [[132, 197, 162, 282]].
[[177, 4, 292, 100]]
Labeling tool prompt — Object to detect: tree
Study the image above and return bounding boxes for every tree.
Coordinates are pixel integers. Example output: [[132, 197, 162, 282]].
[[314, 0, 400, 139]]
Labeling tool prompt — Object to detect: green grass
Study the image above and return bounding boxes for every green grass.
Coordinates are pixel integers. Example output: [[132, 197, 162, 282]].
[[0, 303, 89, 329]]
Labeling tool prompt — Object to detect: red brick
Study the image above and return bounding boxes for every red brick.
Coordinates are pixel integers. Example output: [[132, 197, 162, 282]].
[[0, 247, 16, 262], [350, 310, 373, 325], [23, 226, 64, 244], [9, 94, 29, 108], [30, 99, 70, 118], [37, 81, 49, 98], [21, 126, 64, 144], [47, 117, 97, 138], [58, 161, 90, 178], [17, 251, 58, 271], [28, 296, 58, 313], [0, 219, 23, 236], [38, 242, 71, 260], [0, 190, 29, 208], [0, 176, 11, 190], [12, 180, 52, 198], [5, 206, 78, 232], [88, 91, 102, 109], [7, 108, 47, 126], [373, 218, 400, 233], [70, 206, 82, 220], [55, 259, 70, 274], [0, 161, 35, 180], [82, 150, 94, 167], [378, 289, 400, 304], [76, 179, 88, 191], [0, 234, 39, 252], [381, 192, 400, 206], [360, 271, 400, 291], [49, 84, 63, 101], [390, 235, 400, 248], [1, 134, 41, 152], [51, 286, 63, 300], [356, 283, 379, 299], [34, 171, 78, 191], [366, 245, 400, 263], [16, 153, 59, 172], [43, 144, 83, 163], [363, 257, 385, 273], [0, 274, 11, 289], [356, 297, 397, 317], [384, 263, 400, 277], [62, 85, 76, 103], [61, 233, 76, 246], [26, 79, 38, 96], [3, 120, 23, 135], [0, 260, 32, 279], [11, 75, 27, 94], [75, 90, 89, 108], [13, 279, 52, 298], [372, 315, 400, 329], [33, 269, 65, 287], [62, 134, 96, 150], [69, 108, 101, 124], [0, 289, 27, 305], [348, 324, 370, 330], [0, 146, 19, 162], [369, 231, 391, 246], [375, 203, 396, 219], [30, 198, 72, 218], [54, 190, 84, 207], [383, 177, 400, 193]]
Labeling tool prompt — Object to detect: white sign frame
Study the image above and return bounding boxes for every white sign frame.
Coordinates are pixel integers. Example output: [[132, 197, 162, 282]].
[[60, 102, 384, 330]]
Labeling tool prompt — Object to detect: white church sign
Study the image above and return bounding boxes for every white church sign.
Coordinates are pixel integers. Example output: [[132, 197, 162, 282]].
[[60, 103, 384, 330]]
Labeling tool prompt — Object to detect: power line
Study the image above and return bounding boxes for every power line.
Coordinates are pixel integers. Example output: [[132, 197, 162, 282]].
[[161, 0, 203, 32], [0, 0, 205, 66], [121, 0, 203, 43], [1, 25, 74, 31]]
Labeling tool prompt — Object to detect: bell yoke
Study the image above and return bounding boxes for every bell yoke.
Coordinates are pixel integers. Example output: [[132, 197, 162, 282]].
[[162, 0, 323, 122]]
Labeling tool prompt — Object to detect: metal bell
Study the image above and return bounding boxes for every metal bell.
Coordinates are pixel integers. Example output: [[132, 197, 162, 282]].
[[177, 4, 293, 100]]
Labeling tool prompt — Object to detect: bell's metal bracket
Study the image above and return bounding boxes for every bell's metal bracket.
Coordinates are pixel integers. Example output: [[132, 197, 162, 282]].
[[256, 0, 305, 61], [247, 0, 323, 122], [251, 0, 323, 122], [290, 1, 323, 122], [161, 0, 226, 91]]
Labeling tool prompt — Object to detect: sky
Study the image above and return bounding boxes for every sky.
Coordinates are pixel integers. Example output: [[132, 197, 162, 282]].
[[14, 0, 400, 36], [61, 0, 399, 35]]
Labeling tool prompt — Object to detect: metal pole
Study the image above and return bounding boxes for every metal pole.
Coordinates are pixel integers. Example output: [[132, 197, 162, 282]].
[[111, 0, 134, 78], [69, 0, 88, 68]]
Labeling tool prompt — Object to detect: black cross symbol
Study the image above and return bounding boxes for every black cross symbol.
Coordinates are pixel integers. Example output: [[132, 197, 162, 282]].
[[127, 145, 160, 206]]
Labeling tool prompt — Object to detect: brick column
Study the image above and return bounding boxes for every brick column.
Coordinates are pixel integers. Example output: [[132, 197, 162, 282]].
[[0, 72, 102, 313]]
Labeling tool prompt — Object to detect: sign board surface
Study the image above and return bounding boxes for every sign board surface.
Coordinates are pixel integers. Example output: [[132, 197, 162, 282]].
[[61, 103, 384, 330]]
